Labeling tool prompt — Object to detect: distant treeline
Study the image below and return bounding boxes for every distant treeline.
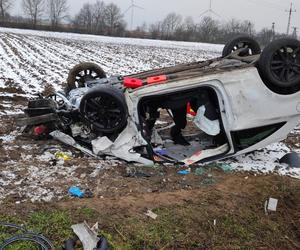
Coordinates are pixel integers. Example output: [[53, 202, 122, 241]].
[[0, 0, 297, 45]]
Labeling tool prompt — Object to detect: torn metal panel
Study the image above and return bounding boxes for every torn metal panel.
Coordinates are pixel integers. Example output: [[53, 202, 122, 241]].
[[91, 119, 153, 165], [50, 130, 98, 158], [71, 222, 99, 250]]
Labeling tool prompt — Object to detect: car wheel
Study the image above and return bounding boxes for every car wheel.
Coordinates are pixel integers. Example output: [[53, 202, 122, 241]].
[[222, 35, 261, 57], [258, 38, 300, 94], [65, 62, 106, 94], [79, 85, 128, 134]]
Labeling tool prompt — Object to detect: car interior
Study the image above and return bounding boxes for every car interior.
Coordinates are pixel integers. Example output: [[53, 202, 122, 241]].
[[138, 87, 230, 163]]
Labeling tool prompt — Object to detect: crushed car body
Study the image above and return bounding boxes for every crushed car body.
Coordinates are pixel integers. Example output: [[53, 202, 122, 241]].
[[16, 36, 300, 166]]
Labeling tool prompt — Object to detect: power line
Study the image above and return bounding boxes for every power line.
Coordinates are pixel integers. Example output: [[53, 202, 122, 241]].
[[286, 2, 296, 35]]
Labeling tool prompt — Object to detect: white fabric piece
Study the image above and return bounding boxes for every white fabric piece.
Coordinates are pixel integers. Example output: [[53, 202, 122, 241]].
[[193, 105, 220, 136], [91, 119, 154, 166]]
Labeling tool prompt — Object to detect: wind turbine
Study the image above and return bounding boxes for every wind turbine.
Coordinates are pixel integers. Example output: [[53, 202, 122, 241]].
[[123, 0, 144, 30], [199, 0, 222, 19]]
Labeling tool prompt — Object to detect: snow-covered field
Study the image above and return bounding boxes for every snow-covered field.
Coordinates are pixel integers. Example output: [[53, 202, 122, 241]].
[[0, 28, 299, 202], [0, 27, 222, 96]]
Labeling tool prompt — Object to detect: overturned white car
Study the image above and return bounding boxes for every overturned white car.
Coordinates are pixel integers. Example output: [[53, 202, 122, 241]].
[[17, 36, 300, 165]]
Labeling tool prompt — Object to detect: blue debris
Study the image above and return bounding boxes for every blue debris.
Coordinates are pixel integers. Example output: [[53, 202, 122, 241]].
[[155, 149, 168, 155], [177, 170, 190, 175], [68, 186, 85, 198]]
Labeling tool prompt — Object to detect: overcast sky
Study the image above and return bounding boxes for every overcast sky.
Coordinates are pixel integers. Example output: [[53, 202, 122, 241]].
[[11, 0, 300, 34]]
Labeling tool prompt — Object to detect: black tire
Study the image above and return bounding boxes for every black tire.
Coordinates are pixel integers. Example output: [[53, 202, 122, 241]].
[[65, 62, 106, 94], [258, 38, 300, 94], [222, 35, 261, 57], [80, 85, 128, 134]]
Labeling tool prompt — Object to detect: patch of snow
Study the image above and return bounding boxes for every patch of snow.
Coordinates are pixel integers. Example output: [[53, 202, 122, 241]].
[[225, 142, 300, 179], [0, 134, 16, 143]]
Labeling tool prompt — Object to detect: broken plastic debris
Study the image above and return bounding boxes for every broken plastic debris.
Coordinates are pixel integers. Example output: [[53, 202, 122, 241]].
[[177, 169, 190, 175], [68, 186, 85, 198], [264, 198, 278, 215], [34, 125, 48, 136], [267, 198, 278, 211], [55, 152, 72, 161], [145, 210, 158, 220]]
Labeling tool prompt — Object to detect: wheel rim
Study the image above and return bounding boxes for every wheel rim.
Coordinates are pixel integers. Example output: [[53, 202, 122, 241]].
[[231, 41, 256, 56], [75, 69, 104, 88], [270, 46, 300, 83], [82, 94, 124, 132]]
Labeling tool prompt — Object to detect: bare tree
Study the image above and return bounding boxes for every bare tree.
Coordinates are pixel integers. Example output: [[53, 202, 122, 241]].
[[197, 16, 219, 43], [103, 3, 123, 35], [47, 0, 68, 28], [92, 0, 106, 34], [75, 3, 93, 32], [0, 0, 13, 21], [149, 21, 162, 39], [256, 28, 274, 46], [161, 12, 182, 39], [22, 0, 44, 27]]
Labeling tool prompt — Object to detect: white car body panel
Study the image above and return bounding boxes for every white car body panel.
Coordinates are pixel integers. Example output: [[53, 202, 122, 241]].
[[126, 66, 300, 162]]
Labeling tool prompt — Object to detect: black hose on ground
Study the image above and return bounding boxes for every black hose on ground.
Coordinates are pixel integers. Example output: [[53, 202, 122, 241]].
[[0, 222, 54, 250]]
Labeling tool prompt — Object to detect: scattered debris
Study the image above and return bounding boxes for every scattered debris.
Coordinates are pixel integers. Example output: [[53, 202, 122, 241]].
[[279, 152, 300, 168], [264, 198, 278, 215], [145, 210, 158, 220], [68, 186, 85, 198], [177, 169, 190, 175], [55, 152, 73, 161], [50, 131, 98, 158], [125, 167, 152, 178], [70, 222, 110, 250]]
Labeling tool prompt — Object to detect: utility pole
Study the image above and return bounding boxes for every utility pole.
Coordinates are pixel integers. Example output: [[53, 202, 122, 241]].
[[292, 27, 298, 39], [286, 3, 296, 35], [247, 21, 252, 36], [272, 22, 275, 40]]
